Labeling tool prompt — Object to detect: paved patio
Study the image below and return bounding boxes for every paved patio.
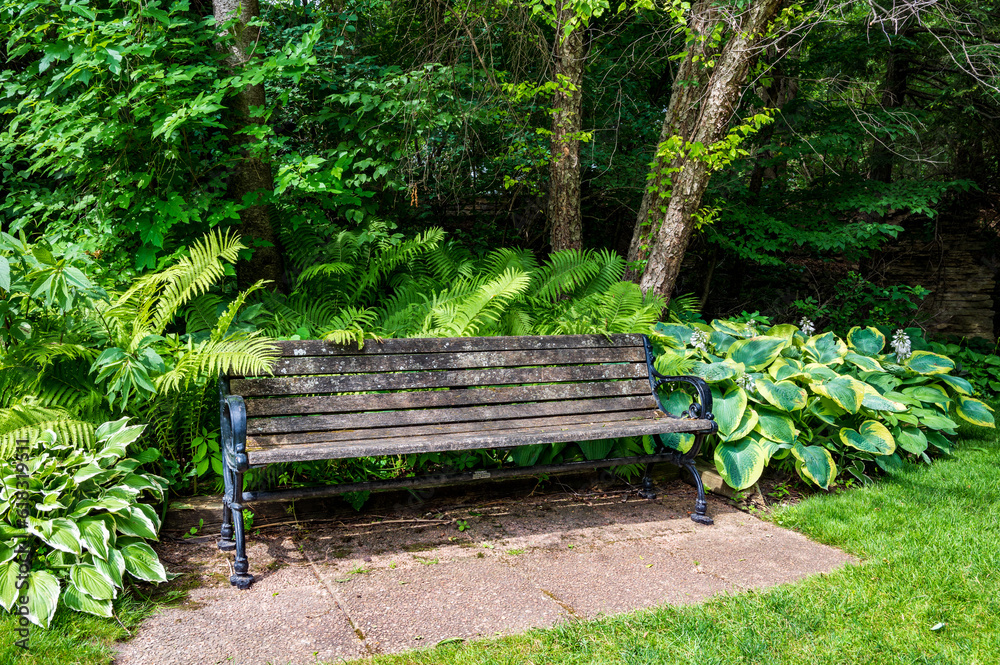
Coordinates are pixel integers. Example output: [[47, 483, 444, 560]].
[[115, 475, 853, 664]]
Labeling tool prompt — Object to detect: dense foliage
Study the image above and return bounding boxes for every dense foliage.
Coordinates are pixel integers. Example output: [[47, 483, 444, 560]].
[[0, 420, 168, 626], [653, 320, 995, 491]]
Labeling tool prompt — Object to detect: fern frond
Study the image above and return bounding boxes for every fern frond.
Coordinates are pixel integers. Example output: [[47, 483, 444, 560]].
[[0, 405, 96, 459], [211, 281, 267, 342], [156, 334, 279, 393], [183, 293, 225, 334], [429, 268, 532, 337], [531, 249, 601, 301]]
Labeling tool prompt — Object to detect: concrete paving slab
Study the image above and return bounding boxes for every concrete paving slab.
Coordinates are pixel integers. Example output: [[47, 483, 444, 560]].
[[317, 557, 567, 655], [501, 539, 735, 618], [663, 511, 855, 590], [115, 539, 366, 665]]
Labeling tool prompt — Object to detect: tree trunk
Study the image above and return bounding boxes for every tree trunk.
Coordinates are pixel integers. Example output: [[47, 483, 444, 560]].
[[625, 0, 782, 303], [869, 31, 911, 184], [214, 0, 286, 292], [547, 1, 586, 252]]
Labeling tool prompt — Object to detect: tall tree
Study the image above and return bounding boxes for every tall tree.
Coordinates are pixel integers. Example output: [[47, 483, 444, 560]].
[[625, 0, 783, 302], [213, 0, 286, 291], [547, 1, 588, 251]]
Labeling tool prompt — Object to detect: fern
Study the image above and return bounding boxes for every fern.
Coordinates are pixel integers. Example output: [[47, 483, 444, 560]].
[[0, 405, 96, 460]]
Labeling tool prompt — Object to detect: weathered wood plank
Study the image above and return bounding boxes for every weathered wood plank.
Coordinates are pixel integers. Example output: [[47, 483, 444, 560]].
[[246, 395, 659, 435], [231, 363, 647, 396], [247, 416, 714, 465], [245, 380, 652, 417], [248, 409, 663, 447], [268, 334, 646, 360], [268, 346, 644, 377]]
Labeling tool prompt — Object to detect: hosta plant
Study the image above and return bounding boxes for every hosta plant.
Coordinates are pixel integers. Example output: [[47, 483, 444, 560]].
[[652, 321, 995, 491], [0, 419, 168, 628]]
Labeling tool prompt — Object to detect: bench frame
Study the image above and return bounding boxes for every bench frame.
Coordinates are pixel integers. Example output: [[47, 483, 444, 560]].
[[217, 335, 717, 589]]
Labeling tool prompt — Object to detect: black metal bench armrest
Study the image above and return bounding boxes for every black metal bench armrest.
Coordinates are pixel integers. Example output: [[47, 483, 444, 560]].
[[222, 395, 249, 473], [652, 373, 717, 431]]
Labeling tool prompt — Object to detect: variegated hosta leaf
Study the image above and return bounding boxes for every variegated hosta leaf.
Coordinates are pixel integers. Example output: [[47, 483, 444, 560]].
[[661, 390, 693, 416], [955, 396, 995, 427], [25, 570, 60, 628], [579, 439, 615, 461], [63, 583, 112, 618], [844, 352, 883, 372], [27, 517, 82, 555], [714, 437, 766, 491], [860, 385, 907, 412], [726, 336, 787, 371], [937, 374, 972, 395], [804, 363, 839, 381], [756, 379, 808, 412], [846, 326, 886, 356], [69, 563, 117, 601], [754, 407, 796, 443], [810, 398, 846, 426], [904, 351, 955, 376], [660, 432, 695, 454], [764, 324, 798, 343], [839, 421, 895, 455], [768, 358, 807, 382], [711, 386, 748, 437], [812, 376, 867, 414], [903, 384, 950, 406], [653, 323, 692, 347], [792, 442, 837, 489], [691, 361, 738, 383], [122, 542, 167, 583], [720, 408, 758, 443], [804, 332, 848, 364]]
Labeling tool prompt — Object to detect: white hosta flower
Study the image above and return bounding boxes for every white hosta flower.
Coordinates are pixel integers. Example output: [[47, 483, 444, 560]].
[[736, 372, 756, 392], [892, 329, 912, 362], [690, 329, 709, 352], [744, 319, 757, 337], [799, 317, 815, 336]]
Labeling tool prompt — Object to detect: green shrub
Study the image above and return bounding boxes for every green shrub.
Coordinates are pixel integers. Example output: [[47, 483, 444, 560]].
[[651, 319, 995, 491], [0, 419, 168, 627]]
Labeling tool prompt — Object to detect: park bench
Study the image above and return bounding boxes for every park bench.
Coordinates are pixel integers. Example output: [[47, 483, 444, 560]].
[[217, 333, 717, 589]]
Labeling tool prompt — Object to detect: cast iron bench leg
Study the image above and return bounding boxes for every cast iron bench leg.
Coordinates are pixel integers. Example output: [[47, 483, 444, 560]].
[[229, 468, 254, 590], [681, 458, 714, 525], [218, 462, 236, 552], [638, 463, 657, 500]]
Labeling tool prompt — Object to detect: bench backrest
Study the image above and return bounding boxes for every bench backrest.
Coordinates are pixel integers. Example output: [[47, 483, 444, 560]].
[[226, 334, 662, 440]]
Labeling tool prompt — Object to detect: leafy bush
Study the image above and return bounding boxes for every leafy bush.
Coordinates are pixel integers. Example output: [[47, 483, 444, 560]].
[[652, 319, 995, 491], [792, 271, 930, 334], [928, 337, 1000, 400], [0, 420, 168, 627]]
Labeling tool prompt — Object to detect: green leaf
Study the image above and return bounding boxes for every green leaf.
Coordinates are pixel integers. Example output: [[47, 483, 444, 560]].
[[754, 407, 796, 443], [691, 361, 738, 383], [926, 430, 953, 453], [844, 352, 883, 372], [937, 374, 972, 395], [78, 517, 114, 561], [809, 398, 847, 426], [661, 390, 693, 416], [721, 408, 758, 443], [804, 332, 848, 364], [69, 564, 116, 600], [904, 385, 951, 405], [812, 376, 867, 414], [756, 379, 808, 412], [792, 442, 837, 489], [905, 351, 955, 375], [63, 583, 112, 618], [714, 437, 766, 491], [510, 444, 545, 467], [0, 561, 21, 612], [839, 421, 895, 455], [122, 542, 167, 583], [27, 517, 81, 555], [860, 388, 907, 412], [93, 548, 126, 588], [0, 255, 9, 291], [711, 387, 747, 437], [768, 358, 806, 381], [919, 413, 958, 431], [726, 336, 786, 371], [659, 432, 695, 454], [115, 505, 159, 539], [25, 570, 60, 628], [896, 426, 928, 455], [874, 452, 904, 474], [579, 439, 615, 460], [654, 323, 692, 347], [955, 396, 995, 427], [846, 326, 885, 356]]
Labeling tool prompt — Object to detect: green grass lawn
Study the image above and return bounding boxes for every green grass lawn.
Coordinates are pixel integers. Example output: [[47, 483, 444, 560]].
[[2, 422, 996, 665], [359, 421, 1000, 665]]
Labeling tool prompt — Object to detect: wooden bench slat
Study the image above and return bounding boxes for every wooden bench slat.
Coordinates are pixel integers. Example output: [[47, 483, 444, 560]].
[[244, 379, 653, 417], [248, 415, 713, 465], [269, 334, 645, 359], [247, 409, 665, 448], [246, 395, 659, 435], [231, 363, 648, 397], [269, 346, 644, 377]]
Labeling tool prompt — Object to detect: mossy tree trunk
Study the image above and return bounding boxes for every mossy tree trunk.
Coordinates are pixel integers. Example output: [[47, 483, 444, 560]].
[[547, 1, 586, 252], [213, 0, 286, 292], [624, 0, 782, 305]]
